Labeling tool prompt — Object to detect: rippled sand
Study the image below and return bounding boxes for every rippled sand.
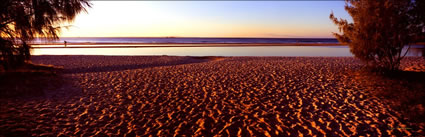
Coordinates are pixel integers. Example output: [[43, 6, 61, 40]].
[[1, 56, 424, 136]]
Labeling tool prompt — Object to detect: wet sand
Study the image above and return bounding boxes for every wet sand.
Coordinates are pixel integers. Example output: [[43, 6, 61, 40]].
[[1, 56, 424, 136]]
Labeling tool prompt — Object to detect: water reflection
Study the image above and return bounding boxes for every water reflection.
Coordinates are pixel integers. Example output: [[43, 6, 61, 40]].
[[409, 47, 425, 58], [32, 45, 424, 57]]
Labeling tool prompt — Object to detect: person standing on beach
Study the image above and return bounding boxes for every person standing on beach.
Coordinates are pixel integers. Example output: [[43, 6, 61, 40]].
[[64, 41, 67, 47]]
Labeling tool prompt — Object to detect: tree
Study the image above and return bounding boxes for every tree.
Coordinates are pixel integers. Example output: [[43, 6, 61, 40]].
[[411, 0, 425, 42], [330, 0, 425, 71], [0, 0, 91, 70]]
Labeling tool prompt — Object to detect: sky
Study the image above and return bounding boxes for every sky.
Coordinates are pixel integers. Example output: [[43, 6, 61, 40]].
[[59, 1, 352, 38]]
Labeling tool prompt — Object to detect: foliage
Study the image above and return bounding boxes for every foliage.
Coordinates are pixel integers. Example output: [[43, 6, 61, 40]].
[[330, 0, 425, 71], [0, 0, 91, 70]]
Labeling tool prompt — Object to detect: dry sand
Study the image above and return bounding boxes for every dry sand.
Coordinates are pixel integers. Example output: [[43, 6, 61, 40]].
[[1, 56, 424, 136]]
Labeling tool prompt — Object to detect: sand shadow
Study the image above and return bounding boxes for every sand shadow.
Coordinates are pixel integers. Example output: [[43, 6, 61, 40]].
[[0, 71, 62, 99], [64, 56, 225, 74], [0, 63, 84, 99], [384, 70, 425, 82], [354, 70, 425, 124]]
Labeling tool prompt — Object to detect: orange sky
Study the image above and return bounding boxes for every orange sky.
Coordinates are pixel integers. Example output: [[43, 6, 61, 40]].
[[59, 1, 349, 38]]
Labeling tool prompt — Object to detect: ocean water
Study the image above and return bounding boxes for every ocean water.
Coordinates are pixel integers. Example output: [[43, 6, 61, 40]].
[[31, 37, 424, 57], [32, 45, 425, 57], [33, 37, 340, 44]]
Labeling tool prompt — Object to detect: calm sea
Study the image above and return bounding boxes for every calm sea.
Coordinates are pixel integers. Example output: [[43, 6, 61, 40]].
[[34, 37, 340, 44], [32, 37, 424, 57]]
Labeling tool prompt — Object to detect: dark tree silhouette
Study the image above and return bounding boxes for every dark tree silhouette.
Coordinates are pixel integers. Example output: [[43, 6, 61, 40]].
[[330, 0, 425, 71], [0, 0, 91, 70]]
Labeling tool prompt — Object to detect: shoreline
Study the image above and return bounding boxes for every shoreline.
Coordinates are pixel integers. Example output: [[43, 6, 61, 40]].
[[29, 43, 425, 49], [29, 42, 425, 46], [30, 43, 345, 48]]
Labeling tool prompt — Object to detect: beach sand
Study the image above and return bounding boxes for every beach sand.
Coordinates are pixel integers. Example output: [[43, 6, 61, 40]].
[[1, 56, 424, 136]]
